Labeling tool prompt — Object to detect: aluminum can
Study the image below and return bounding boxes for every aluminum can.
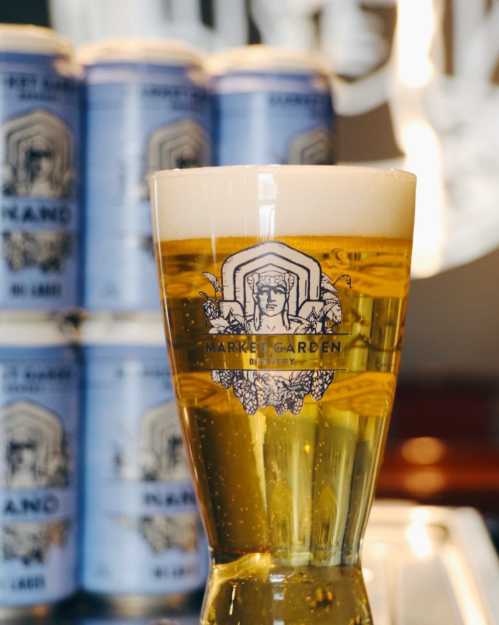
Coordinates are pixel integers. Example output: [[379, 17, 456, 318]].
[[81, 40, 212, 312], [211, 45, 335, 166], [80, 315, 206, 608], [0, 25, 81, 311], [0, 314, 79, 617]]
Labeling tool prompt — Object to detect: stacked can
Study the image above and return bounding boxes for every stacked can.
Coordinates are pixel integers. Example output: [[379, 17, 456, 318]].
[[79, 316, 206, 614], [0, 25, 81, 310], [80, 39, 212, 312], [210, 45, 335, 166], [79, 39, 211, 612], [0, 315, 79, 617], [0, 24, 81, 617]]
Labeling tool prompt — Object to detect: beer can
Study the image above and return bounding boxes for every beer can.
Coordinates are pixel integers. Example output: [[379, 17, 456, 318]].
[[80, 40, 212, 312], [0, 314, 79, 617], [0, 25, 81, 311], [80, 315, 206, 611], [210, 45, 335, 165]]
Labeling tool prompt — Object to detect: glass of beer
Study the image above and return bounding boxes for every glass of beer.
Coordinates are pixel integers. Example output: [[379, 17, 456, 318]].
[[151, 166, 416, 625]]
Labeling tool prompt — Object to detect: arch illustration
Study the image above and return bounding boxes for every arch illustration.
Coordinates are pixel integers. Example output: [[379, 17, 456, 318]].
[[147, 119, 210, 172], [115, 401, 189, 482], [1, 110, 73, 198], [288, 128, 334, 165], [221, 241, 322, 319], [0, 401, 70, 489]]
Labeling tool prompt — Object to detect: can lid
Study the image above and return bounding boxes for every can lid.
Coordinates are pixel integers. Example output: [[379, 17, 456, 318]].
[[0, 314, 69, 346], [78, 38, 204, 67], [0, 24, 73, 56], [208, 44, 331, 76], [78, 313, 166, 346]]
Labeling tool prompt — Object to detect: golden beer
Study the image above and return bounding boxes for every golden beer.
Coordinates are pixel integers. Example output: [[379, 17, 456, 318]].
[[151, 167, 415, 625]]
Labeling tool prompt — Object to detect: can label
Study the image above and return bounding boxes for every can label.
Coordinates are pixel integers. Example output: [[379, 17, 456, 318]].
[[82, 344, 205, 595], [0, 345, 79, 606], [0, 52, 80, 310], [214, 71, 334, 165], [84, 62, 212, 311]]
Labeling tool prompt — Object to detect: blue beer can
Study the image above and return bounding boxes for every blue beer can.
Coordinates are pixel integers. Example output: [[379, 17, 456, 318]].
[[0, 26, 81, 311], [81, 41, 212, 312], [80, 315, 206, 608], [211, 45, 335, 165], [0, 314, 79, 616]]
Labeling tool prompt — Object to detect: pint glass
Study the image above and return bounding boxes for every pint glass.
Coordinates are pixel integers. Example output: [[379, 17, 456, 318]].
[[151, 166, 416, 625]]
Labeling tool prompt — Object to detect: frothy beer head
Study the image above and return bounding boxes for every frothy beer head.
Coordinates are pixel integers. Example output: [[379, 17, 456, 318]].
[[150, 165, 416, 241]]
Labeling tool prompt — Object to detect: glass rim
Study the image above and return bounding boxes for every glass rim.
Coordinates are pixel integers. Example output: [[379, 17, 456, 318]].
[[149, 164, 416, 183]]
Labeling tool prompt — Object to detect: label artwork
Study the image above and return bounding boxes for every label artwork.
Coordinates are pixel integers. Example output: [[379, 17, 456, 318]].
[[201, 241, 349, 415], [0, 54, 80, 309], [113, 402, 189, 484], [112, 403, 198, 555], [0, 346, 78, 603], [1, 111, 75, 276], [0, 402, 72, 567], [0, 401, 71, 490], [82, 345, 204, 594], [2, 110, 74, 200]]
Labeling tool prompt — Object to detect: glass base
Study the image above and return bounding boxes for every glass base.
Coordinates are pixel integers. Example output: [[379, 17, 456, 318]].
[[202, 554, 372, 625]]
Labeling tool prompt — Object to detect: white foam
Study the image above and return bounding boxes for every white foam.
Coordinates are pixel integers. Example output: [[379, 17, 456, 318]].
[[150, 165, 416, 241], [0, 25, 72, 56]]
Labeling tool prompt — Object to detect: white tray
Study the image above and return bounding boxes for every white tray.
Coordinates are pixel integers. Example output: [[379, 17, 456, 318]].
[[364, 502, 499, 625]]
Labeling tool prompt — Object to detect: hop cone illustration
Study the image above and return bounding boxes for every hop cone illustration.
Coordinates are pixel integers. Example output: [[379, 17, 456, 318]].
[[234, 378, 258, 414], [242, 393, 258, 415], [212, 369, 234, 389], [311, 371, 335, 400], [203, 298, 220, 320], [297, 370, 313, 391], [288, 392, 305, 415], [256, 385, 270, 408]]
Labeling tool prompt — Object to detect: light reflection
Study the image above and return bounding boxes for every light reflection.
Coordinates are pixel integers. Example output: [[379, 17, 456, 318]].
[[406, 521, 434, 559], [400, 120, 446, 278], [397, 0, 435, 88], [393, 0, 447, 278], [403, 468, 447, 496], [229, 584, 237, 615], [444, 547, 490, 625], [401, 437, 447, 465], [362, 566, 374, 583], [258, 172, 277, 238]]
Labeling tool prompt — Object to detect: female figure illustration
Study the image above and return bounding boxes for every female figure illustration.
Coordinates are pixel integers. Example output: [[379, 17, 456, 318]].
[[246, 271, 300, 334], [7, 438, 40, 488], [24, 138, 58, 198]]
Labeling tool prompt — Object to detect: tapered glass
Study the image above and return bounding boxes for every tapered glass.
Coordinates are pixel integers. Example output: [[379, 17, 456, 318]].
[[151, 165, 416, 625]]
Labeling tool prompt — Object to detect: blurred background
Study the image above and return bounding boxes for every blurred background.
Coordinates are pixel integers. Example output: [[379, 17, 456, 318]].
[[9, 0, 494, 538], [4, 0, 498, 542], [1, 0, 498, 622]]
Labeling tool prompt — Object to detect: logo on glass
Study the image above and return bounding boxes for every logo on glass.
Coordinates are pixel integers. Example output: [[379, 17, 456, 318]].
[[201, 241, 350, 416]]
